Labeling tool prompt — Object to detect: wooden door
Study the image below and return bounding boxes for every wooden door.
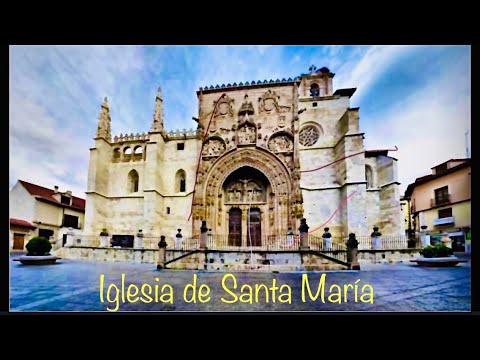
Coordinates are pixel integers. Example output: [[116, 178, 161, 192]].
[[228, 208, 242, 246], [13, 233, 25, 250], [248, 208, 262, 246]]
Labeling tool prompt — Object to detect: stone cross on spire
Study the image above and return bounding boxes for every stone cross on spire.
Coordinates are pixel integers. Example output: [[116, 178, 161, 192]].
[[95, 96, 111, 141], [150, 86, 164, 133]]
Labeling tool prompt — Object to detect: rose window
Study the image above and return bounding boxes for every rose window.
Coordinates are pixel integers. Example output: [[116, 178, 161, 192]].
[[299, 125, 320, 146]]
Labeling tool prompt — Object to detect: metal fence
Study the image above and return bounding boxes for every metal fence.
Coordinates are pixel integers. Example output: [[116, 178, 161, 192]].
[[346, 235, 419, 250]]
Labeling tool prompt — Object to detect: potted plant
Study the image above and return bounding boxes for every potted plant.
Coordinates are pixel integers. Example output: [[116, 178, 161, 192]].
[[14, 236, 58, 265], [412, 244, 466, 267]]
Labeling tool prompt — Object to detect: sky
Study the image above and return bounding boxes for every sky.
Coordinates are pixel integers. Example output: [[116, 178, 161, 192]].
[[9, 45, 471, 198]]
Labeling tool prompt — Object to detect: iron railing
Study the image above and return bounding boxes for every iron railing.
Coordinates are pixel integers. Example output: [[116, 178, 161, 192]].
[[345, 235, 419, 250]]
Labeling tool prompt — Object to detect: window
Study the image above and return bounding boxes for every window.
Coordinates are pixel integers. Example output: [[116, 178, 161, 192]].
[[128, 170, 139, 193], [167, 207, 171, 214], [124, 147, 132, 161], [63, 214, 79, 228], [176, 169, 186, 193], [111, 235, 134, 248], [438, 208, 452, 219], [177, 143, 185, 150], [312, 102, 318, 107], [365, 165, 374, 189], [113, 148, 121, 160], [435, 163, 448, 173], [310, 83, 320, 97], [61, 195, 71, 205], [434, 186, 449, 205]]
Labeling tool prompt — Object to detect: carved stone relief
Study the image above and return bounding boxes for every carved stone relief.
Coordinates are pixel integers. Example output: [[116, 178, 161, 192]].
[[237, 124, 256, 145], [202, 138, 226, 157], [214, 95, 234, 117], [268, 135, 293, 153], [225, 179, 266, 203]]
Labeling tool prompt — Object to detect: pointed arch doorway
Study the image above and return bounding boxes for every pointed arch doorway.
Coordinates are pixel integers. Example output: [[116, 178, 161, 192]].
[[224, 166, 270, 247]]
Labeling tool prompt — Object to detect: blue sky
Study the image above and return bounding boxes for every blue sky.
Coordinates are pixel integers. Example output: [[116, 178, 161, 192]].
[[9, 45, 471, 197]]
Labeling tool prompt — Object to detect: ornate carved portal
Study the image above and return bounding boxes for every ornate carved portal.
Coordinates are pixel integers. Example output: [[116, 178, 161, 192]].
[[192, 148, 303, 243]]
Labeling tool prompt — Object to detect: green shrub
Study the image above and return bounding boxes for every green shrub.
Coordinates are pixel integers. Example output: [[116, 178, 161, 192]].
[[420, 244, 454, 258], [25, 236, 52, 256]]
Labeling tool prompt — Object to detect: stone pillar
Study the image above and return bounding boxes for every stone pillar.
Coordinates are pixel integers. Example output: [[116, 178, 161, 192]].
[[441, 232, 452, 248], [287, 227, 294, 247], [207, 228, 213, 248], [322, 227, 332, 250], [65, 228, 74, 247], [371, 226, 382, 250], [346, 233, 360, 270], [157, 236, 167, 270], [420, 226, 430, 247], [134, 229, 143, 249], [200, 220, 208, 249], [465, 230, 471, 253], [175, 229, 183, 249], [99, 231, 109, 247], [299, 218, 310, 250]]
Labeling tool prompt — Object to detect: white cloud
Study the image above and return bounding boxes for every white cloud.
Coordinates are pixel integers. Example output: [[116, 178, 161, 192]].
[[363, 64, 471, 194], [334, 45, 415, 101]]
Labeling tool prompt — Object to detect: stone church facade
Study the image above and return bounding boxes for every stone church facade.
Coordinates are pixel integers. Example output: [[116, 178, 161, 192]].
[[84, 66, 403, 245]]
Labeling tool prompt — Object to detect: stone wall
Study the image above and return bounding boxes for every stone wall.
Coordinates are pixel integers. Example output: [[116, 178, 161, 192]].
[[358, 249, 420, 264]]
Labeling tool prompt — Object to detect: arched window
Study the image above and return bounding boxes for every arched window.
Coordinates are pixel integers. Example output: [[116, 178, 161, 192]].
[[310, 83, 320, 97], [113, 148, 121, 161], [133, 146, 143, 161], [128, 170, 139, 193], [176, 169, 186, 193], [365, 165, 374, 189], [124, 147, 132, 161]]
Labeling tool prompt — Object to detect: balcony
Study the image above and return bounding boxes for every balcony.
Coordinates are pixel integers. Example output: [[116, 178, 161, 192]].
[[431, 194, 451, 207], [433, 217, 454, 226]]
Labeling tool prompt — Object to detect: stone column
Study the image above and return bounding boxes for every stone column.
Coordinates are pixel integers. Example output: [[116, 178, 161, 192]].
[[420, 226, 430, 247], [441, 232, 452, 248], [200, 220, 208, 249], [287, 227, 294, 248], [322, 227, 332, 251], [157, 236, 167, 270], [346, 233, 360, 270], [134, 229, 143, 249], [99, 231, 109, 247], [207, 228, 213, 248], [175, 229, 183, 249], [299, 218, 310, 250], [65, 228, 74, 247], [371, 226, 382, 250]]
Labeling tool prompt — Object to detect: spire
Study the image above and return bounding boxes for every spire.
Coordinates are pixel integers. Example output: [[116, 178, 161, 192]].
[[150, 86, 164, 133], [95, 96, 111, 141]]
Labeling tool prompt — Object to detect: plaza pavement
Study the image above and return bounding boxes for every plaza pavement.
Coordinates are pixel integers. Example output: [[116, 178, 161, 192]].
[[9, 253, 470, 312]]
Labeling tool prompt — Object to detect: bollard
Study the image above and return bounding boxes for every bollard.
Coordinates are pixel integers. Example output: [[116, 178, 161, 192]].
[[157, 236, 167, 270], [175, 229, 183, 249], [346, 233, 360, 270], [200, 220, 208, 249], [299, 218, 310, 250], [134, 229, 143, 249], [322, 227, 332, 251]]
